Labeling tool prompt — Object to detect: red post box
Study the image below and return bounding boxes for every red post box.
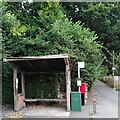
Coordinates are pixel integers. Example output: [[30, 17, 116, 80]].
[[80, 82, 87, 94]]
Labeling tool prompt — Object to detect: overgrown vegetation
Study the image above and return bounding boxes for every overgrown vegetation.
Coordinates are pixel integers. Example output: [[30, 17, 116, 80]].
[[2, 63, 13, 104], [102, 75, 120, 91], [25, 74, 58, 99], [61, 2, 120, 75], [2, 1, 119, 104]]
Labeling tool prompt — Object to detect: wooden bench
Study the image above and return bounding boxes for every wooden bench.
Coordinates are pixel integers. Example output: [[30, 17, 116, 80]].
[[24, 99, 66, 102]]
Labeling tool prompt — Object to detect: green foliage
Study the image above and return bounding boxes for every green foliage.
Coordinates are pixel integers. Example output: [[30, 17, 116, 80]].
[[2, 2, 106, 104], [61, 2, 119, 49], [25, 74, 58, 99], [51, 18, 105, 91], [61, 2, 120, 73], [107, 19, 120, 53], [115, 54, 120, 76], [2, 11, 27, 36], [2, 63, 13, 104]]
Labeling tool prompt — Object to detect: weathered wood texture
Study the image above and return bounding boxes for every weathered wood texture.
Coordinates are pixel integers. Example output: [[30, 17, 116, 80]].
[[13, 67, 18, 111], [4, 54, 69, 61], [13, 68, 25, 111], [21, 73, 26, 107], [9, 55, 71, 112], [66, 62, 71, 112], [24, 99, 66, 102]]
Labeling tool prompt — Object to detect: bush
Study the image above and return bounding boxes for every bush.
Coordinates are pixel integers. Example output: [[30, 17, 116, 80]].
[[2, 63, 13, 104], [25, 74, 58, 99]]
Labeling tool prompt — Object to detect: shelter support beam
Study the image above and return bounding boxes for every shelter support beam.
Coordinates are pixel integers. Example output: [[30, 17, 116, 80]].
[[21, 72, 26, 107], [66, 63, 71, 112], [13, 67, 18, 111], [13, 67, 26, 111]]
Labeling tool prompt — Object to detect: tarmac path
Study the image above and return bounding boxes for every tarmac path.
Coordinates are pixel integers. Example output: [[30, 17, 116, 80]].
[[69, 80, 119, 118]]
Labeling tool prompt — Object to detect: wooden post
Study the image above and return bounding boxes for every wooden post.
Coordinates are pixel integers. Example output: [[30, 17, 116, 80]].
[[13, 67, 18, 111], [66, 63, 71, 112], [21, 72, 26, 107]]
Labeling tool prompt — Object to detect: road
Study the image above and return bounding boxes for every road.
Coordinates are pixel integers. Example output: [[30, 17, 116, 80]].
[[93, 80, 118, 118], [70, 80, 119, 118]]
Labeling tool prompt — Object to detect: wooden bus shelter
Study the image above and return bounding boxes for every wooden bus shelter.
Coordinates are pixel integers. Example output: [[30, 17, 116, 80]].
[[4, 54, 71, 112]]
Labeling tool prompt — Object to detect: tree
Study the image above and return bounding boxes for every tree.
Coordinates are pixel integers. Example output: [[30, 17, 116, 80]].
[[61, 2, 120, 75], [2, 2, 105, 103], [61, 2, 119, 49]]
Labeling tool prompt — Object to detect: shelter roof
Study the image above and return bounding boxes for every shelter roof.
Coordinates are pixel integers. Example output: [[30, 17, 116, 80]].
[[4, 54, 70, 73]]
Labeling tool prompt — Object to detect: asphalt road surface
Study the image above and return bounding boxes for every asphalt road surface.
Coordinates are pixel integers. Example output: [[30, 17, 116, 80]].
[[93, 80, 118, 118], [70, 80, 119, 118]]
